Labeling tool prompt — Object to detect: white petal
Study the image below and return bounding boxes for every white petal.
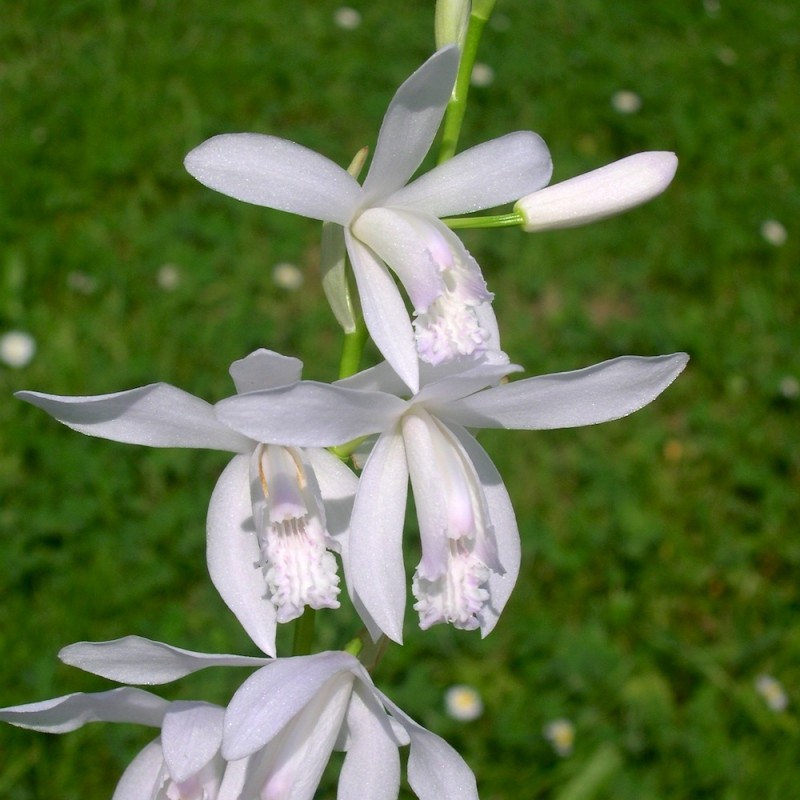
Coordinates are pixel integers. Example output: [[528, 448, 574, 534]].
[[442, 353, 689, 430], [416, 360, 522, 408], [223, 652, 358, 760], [321, 221, 358, 333], [237, 671, 354, 800], [362, 47, 459, 202], [304, 448, 358, 546], [515, 151, 678, 231], [338, 686, 400, 800], [447, 423, 520, 636], [351, 208, 445, 312], [346, 230, 421, 393], [161, 701, 225, 783], [16, 384, 251, 452], [378, 692, 478, 800], [216, 381, 407, 447], [336, 360, 409, 396], [59, 635, 268, 684], [390, 131, 553, 216], [349, 432, 409, 643], [229, 349, 303, 393], [184, 133, 362, 224], [207, 454, 278, 656], [215, 757, 250, 800], [401, 413, 449, 580], [0, 687, 168, 733], [112, 739, 166, 800]]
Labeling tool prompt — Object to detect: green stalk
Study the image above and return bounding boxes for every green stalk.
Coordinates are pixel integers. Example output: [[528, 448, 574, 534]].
[[337, 314, 368, 380], [438, 0, 497, 164], [443, 210, 524, 230], [292, 608, 317, 656]]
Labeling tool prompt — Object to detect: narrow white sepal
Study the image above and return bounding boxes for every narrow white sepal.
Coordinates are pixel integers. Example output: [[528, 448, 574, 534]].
[[442, 353, 689, 430], [0, 687, 168, 733], [16, 384, 251, 453], [59, 636, 268, 684]]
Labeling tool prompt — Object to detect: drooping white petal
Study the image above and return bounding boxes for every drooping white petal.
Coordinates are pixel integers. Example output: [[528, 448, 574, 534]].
[[441, 353, 689, 430], [17, 385, 251, 452], [352, 208, 445, 312], [304, 448, 359, 546], [345, 229, 422, 393], [338, 685, 401, 800], [236, 670, 355, 800], [216, 381, 407, 447], [401, 412, 451, 581], [349, 431, 410, 644], [515, 151, 678, 231], [161, 701, 225, 783], [207, 454, 279, 656], [362, 47, 459, 203], [379, 692, 479, 800], [222, 652, 359, 760], [59, 635, 268, 684], [229, 349, 303, 394], [390, 131, 553, 217], [112, 738, 166, 800], [184, 133, 363, 225], [0, 687, 168, 733], [447, 422, 520, 637]]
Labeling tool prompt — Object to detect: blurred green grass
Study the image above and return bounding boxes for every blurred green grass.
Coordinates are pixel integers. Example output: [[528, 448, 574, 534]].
[[1, 0, 798, 797]]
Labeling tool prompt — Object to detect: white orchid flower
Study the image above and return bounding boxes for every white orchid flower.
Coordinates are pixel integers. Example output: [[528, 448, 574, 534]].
[[216, 352, 689, 643], [514, 151, 678, 231], [0, 686, 238, 800], [184, 46, 553, 393], [16, 350, 358, 657], [2, 636, 478, 800]]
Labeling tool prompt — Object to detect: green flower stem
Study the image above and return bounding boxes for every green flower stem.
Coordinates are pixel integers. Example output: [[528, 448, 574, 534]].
[[292, 608, 317, 656], [338, 314, 368, 380], [443, 210, 524, 230], [438, 0, 497, 164]]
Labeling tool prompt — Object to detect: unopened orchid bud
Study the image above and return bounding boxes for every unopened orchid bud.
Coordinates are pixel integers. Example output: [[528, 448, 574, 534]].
[[435, 0, 471, 49], [515, 151, 678, 232]]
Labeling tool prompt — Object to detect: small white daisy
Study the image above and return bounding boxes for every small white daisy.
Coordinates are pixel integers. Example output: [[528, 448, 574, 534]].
[[760, 219, 787, 247], [755, 674, 789, 712], [543, 718, 575, 756], [272, 262, 304, 291], [0, 330, 36, 369], [333, 7, 361, 30], [611, 90, 642, 114], [470, 63, 495, 88], [445, 685, 484, 722]]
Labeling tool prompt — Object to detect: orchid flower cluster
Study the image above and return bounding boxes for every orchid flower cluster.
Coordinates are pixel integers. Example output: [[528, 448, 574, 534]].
[[2, 3, 687, 798]]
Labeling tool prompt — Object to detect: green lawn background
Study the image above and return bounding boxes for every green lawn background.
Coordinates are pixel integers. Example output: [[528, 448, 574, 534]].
[[1, 0, 798, 797]]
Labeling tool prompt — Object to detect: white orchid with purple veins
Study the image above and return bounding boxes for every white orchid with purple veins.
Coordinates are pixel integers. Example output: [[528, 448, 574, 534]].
[[1, 636, 478, 800], [217, 351, 689, 643], [16, 350, 358, 657], [183, 46, 553, 393]]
